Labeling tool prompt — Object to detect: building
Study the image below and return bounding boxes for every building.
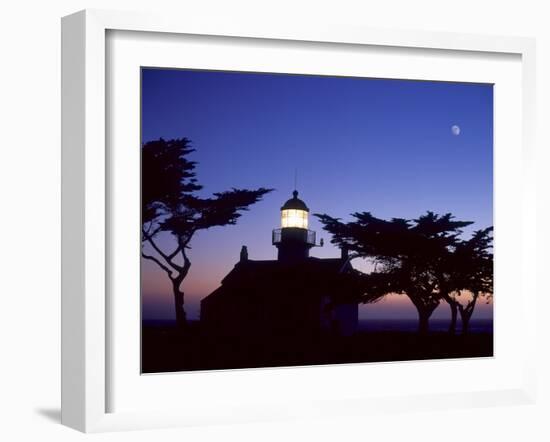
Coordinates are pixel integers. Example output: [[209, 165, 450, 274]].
[[200, 190, 359, 342]]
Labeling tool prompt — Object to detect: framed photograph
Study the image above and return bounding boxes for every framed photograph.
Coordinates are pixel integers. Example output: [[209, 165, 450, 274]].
[[61, 9, 537, 432]]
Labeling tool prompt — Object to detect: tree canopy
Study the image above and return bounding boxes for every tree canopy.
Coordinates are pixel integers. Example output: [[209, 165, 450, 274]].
[[142, 138, 273, 328], [315, 211, 492, 333]]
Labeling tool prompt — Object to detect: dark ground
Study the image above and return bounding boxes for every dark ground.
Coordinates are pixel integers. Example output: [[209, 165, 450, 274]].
[[141, 321, 493, 373]]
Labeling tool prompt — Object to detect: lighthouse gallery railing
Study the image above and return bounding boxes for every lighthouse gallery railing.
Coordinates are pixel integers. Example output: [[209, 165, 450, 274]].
[[272, 228, 316, 246]]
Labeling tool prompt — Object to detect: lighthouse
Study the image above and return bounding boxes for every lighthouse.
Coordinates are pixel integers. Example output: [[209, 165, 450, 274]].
[[272, 190, 317, 262], [201, 188, 359, 340]]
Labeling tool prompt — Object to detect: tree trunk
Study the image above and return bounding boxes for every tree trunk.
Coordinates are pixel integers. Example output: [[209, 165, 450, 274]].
[[408, 293, 438, 335], [461, 311, 472, 335], [448, 302, 458, 335], [172, 278, 187, 331], [442, 294, 458, 335], [458, 292, 479, 335], [417, 309, 431, 335], [462, 317, 470, 334]]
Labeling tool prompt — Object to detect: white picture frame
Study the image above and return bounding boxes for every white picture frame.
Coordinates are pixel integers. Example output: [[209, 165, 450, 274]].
[[61, 9, 537, 433]]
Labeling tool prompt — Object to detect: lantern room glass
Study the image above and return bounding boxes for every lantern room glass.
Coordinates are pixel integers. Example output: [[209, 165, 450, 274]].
[[281, 209, 308, 229]]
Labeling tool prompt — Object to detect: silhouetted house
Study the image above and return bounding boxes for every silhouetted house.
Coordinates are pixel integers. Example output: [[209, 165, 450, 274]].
[[201, 190, 359, 341]]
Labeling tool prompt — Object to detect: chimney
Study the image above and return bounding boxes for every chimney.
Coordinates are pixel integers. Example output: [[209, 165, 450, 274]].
[[240, 245, 249, 262]]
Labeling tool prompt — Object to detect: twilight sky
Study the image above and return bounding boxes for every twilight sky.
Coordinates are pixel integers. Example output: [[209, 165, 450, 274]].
[[141, 68, 493, 321]]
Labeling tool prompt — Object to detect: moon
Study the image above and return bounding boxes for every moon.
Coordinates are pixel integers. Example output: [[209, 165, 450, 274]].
[[451, 125, 461, 136]]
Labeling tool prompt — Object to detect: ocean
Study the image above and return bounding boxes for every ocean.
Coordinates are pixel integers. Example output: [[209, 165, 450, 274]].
[[358, 318, 493, 333]]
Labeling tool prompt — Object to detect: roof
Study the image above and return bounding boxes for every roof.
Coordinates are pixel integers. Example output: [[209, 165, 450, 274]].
[[222, 257, 345, 283], [202, 256, 357, 305], [280, 190, 309, 212]]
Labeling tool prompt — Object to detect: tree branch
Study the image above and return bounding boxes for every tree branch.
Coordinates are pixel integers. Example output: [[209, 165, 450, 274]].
[[180, 247, 192, 279], [142, 252, 175, 280], [143, 231, 183, 271], [167, 244, 182, 261]]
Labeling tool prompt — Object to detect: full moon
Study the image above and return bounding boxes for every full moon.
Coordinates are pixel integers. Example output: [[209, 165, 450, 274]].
[[451, 125, 461, 136]]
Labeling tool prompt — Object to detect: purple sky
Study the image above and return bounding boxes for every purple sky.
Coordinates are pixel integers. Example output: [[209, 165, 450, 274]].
[[141, 68, 493, 321]]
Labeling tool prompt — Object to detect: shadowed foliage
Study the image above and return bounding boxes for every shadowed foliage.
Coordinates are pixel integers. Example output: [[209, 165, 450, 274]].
[[315, 211, 492, 334], [142, 138, 273, 329], [446, 227, 493, 334]]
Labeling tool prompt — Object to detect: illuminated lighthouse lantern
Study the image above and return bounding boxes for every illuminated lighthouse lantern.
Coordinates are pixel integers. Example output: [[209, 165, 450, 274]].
[[273, 190, 316, 261], [281, 190, 309, 229]]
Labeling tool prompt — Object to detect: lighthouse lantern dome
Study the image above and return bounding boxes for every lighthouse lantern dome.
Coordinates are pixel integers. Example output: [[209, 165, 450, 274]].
[[280, 190, 309, 229]]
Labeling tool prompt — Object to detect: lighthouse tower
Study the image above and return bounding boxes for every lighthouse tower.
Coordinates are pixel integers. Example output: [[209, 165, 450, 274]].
[[272, 190, 316, 262]]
